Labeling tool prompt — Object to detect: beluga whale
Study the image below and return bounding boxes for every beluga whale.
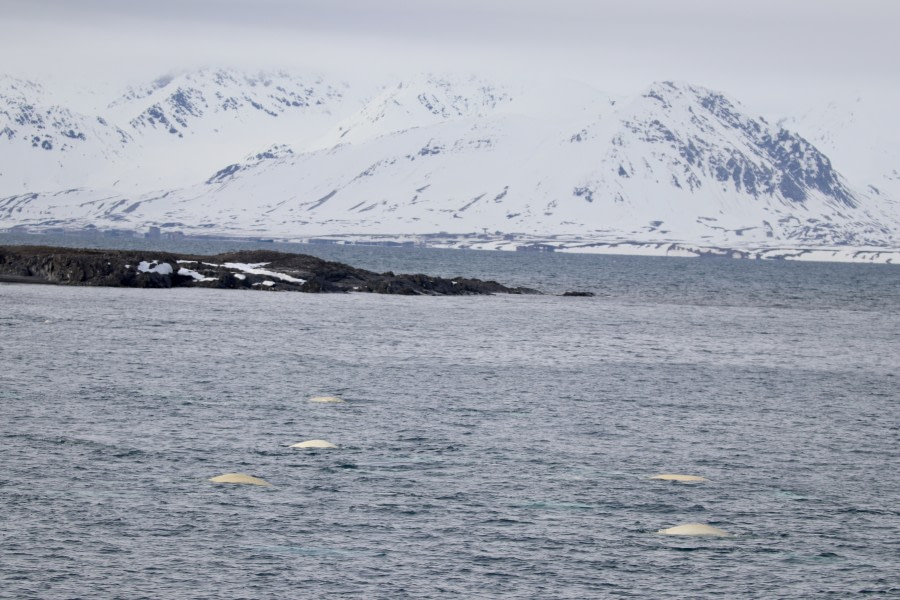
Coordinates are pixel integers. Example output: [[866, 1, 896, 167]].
[[656, 523, 731, 537], [309, 396, 344, 404], [208, 473, 272, 486], [291, 439, 338, 449], [650, 474, 708, 482]]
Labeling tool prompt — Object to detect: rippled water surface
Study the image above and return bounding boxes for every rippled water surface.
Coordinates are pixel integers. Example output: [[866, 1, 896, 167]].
[[1, 245, 899, 598]]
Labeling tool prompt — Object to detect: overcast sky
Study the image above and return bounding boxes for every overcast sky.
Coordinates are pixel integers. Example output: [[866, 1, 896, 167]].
[[3, 0, 898, 115]]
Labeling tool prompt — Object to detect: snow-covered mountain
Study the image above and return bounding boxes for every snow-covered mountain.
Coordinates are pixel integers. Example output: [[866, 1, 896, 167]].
[[0, 70, 362, 195], [2, 69, 898, 261]]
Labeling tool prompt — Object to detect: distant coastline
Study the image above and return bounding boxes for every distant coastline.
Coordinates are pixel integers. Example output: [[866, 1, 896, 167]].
[[2, 228, 897, 265]]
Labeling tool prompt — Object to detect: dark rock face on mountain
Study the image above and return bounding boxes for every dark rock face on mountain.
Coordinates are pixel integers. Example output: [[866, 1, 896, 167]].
[[0, 246, 539, 295], [696, 88, 856, 207], [619, 82, 858, 209]]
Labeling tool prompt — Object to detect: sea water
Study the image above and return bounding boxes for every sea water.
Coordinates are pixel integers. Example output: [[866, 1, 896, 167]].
[[1, 240, 898, 598]]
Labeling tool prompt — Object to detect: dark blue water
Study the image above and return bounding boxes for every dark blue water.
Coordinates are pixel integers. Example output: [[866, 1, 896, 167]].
[[1, 236, 899, 598]]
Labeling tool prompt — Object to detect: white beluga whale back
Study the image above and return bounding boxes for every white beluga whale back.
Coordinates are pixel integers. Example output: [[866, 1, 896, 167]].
[[208, 473, 272, 486], [657, 523, 731, 537], [291, 439, 338, 449], [650, 474, 708, 482], [309, 396, 344, 403]]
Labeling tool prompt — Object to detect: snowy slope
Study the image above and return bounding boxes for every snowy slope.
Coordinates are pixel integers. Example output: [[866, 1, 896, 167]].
[[781, 93, 900, 229], [0, 75, 133, 194], [1, 70, 898, 258]]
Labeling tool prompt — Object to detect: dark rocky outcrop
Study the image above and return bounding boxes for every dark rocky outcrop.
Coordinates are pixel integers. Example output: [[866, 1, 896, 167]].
[[561, 291, 595, 297], [0, 246, 540, 295]]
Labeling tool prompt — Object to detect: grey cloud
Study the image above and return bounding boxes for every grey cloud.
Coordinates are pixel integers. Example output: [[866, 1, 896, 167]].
[[3, 0, 898, 116]]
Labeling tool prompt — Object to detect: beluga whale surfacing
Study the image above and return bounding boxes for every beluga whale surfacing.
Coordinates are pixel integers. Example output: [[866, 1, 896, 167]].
[[650, 474, 708, 482], [309, 396, 344, 404], [291, 439, 338, 449], [208, 473, 272, 486], [656, 523, 731, 537]]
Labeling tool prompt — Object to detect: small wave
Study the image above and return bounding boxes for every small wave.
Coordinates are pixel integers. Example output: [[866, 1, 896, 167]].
[[247, 545, 385, 558]]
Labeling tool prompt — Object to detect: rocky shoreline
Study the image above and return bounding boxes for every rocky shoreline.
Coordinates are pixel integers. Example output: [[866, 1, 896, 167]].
[[0, 246, 540, 295]]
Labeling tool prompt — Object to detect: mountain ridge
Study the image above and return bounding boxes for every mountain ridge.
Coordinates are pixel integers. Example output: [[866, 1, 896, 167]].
[[1, 69, 897, 262]]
